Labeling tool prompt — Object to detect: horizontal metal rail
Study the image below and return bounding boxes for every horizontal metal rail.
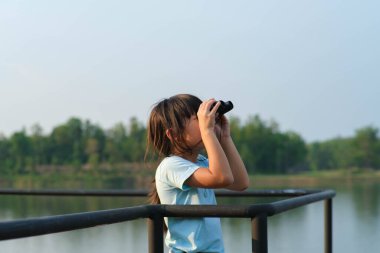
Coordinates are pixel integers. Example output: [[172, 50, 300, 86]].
[[0, 189, 336, 253], [0, 205, 152, 240], [0, 188, 317, 197]]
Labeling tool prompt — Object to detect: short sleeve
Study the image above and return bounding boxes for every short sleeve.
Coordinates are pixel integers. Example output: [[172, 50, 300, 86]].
[[158, 156, 200, 191]]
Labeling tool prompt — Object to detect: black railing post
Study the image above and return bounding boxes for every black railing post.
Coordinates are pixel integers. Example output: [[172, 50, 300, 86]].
[[252, 214, 268, 253], [324, 198, 333, 253], [147, 215, 164, 253]]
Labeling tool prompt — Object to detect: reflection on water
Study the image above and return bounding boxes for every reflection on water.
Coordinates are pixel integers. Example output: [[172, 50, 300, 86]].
[[1, 180, 380, 253]]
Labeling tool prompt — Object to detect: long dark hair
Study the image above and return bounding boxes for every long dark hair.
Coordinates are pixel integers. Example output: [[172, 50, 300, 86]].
[[145, 94, 202, 205]]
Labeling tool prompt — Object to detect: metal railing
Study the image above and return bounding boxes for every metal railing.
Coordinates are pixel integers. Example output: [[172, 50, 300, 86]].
[[0, 189, 335, 253]]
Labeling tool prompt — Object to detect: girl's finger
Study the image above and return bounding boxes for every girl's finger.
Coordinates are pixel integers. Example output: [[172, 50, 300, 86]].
[[198, 101, 208, 112], [205, 98, 215, 106], [210, 101, 221, 114]]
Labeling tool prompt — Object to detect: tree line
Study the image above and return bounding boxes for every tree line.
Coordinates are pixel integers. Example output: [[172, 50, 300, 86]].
[[0, 116, 379, 175]]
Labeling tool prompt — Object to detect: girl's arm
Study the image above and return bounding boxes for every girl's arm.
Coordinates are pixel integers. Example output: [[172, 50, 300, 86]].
[[220, 135, 250, 191], [218, 115, 249, 191], [185, 99, 234, 189]]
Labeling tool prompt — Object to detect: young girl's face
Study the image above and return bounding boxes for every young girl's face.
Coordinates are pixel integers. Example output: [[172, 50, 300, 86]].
[[182, 115, 204, 151]]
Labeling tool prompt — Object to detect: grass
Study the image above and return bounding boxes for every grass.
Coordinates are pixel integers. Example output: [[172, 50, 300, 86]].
[[250, 169, 380, 188], [1, 168, 380, 190], [0, 168, 155, 190]]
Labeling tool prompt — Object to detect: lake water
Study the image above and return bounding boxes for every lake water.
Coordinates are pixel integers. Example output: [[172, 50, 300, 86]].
[[0, 178, 379, 253]]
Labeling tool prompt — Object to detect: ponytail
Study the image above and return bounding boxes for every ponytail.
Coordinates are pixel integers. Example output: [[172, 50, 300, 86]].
[[148, 178, 167, 233], [148, 178, 161, 205]]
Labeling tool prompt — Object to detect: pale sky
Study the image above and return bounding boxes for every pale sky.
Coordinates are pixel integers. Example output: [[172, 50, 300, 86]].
[[1, 0, 379, 142]]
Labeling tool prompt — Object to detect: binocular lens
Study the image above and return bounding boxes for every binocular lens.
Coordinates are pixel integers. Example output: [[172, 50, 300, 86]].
[[211, 100, 234, 115]]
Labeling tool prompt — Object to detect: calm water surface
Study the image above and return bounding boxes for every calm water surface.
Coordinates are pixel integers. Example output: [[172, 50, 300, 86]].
[[0, 180, 379, 253]]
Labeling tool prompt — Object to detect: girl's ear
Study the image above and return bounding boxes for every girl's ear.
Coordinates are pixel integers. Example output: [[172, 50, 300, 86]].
[[166, 129, 178, 142], [165, 129, 173, 141]]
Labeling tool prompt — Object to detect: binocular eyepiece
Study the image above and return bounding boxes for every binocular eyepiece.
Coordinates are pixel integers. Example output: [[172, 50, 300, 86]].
[[211, 100, 234, 115]]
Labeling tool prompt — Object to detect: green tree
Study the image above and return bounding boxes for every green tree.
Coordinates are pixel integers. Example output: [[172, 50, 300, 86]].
[[233, 115, 307, 174], [124, 117, 146, 162], [50, 117, 84, 166], [0, 134, 12, 174], [30, 123, 48, 168], [83, 120, 106, 164], [9, 130, 32, 173], [308, 136, 360, 171], [85, 138, 100, 169], [352, 126, 380, 169], [275, 131, 307, 173], [105, 122, 127, 164]]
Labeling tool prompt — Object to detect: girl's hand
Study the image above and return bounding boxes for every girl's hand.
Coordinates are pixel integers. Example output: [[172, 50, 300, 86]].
[[215, 115, 231, 140], [197, 99, 220, 135]]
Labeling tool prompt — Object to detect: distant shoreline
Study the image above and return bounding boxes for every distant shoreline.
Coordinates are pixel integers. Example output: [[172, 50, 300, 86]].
[[251, 169, 380, 188], [1, 169, 379, 190]]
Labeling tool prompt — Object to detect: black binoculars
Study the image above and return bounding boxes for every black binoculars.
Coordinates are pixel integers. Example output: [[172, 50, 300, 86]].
[[211, 100, 234, 115]]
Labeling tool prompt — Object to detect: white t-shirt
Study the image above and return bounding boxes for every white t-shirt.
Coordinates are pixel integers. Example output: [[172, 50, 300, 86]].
[[155, 155, 225, 253]]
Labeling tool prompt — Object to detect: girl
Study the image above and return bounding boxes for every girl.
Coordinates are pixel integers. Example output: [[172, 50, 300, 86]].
[[146, 94, 249, 253]]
